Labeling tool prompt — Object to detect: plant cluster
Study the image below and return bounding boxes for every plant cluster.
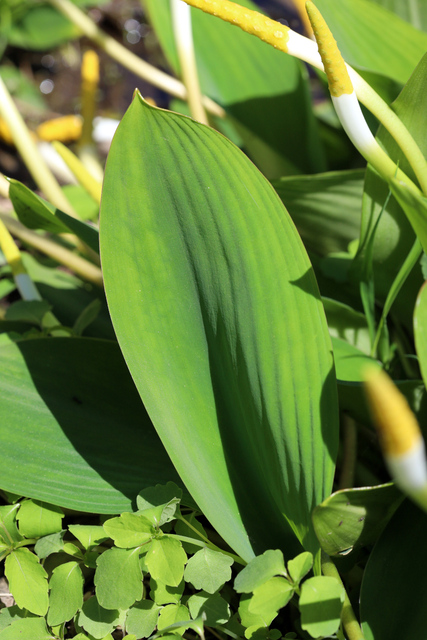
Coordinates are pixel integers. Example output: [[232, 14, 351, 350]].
[[1, 0, 427, 639], [1, 483, 345, 639]]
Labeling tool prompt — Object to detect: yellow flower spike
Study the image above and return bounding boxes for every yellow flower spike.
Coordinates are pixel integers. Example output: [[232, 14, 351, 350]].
[[305, 1, 421, 195], [36, 115, 83, 143], [363, 366, 427, 500], [305, 1, 352, 98], [182, 0, 291, 52], [80, 50, 99, 147]]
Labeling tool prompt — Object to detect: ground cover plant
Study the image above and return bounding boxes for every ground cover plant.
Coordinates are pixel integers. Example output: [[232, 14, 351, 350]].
[[1, 0, 427, 638]]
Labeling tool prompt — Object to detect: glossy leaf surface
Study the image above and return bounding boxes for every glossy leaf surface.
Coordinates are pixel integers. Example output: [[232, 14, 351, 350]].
[[312, 483, 403, 556], [0, 337, 181, 512], [100, 95, 339, 561]]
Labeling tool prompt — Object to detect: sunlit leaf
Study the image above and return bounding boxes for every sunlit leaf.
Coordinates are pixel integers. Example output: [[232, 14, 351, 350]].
[[100, 95, 339, 561]]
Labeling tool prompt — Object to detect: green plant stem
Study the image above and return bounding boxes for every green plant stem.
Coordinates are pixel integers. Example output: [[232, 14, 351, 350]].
[[321, 552, 366, 640], [352, 72, 427, 195], [0, 76, 77, 216], [371, 238, 422, 357], [48, 0, 225, 119], [0, 211, 103, 287], [171, 0, 209, 124], [175, 515, 246, 565], [338, 415, 357, 490], [174, 533, 245, 565]]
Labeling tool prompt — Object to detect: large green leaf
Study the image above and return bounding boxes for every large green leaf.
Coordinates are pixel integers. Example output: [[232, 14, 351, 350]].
[[315, 0, 427, 84], [143, 0, 325, 178], [100, 95, 339, 562], [0, 337, 181, 513], [360, 499, 427, 639], [368, 0, 427, 32]]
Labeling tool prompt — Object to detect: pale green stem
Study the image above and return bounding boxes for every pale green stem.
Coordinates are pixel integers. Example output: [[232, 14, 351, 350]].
[[47, 0, 225, 119], [321, 552, 366, 640], [349, 70, 427, 195], [174, 532, 245, 566], [171, 0, 209, 124], [0, 173, 9, 198], [0, 75, 77, 216], [0, 212, 103, 287], [371, 238, 423, 357], [53, 141, 102, 204], [176, 514, 246, 565]]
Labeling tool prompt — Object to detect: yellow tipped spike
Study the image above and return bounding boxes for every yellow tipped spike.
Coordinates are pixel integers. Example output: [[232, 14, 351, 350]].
[[305, 1, 353, 97], [363, 367, 422, 457], [183, 0, 290, 52], [80, 50, 100, 146], [81, 49, 100, 86]]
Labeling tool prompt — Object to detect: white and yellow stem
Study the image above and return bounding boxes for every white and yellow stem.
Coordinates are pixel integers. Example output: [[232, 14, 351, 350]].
[[305, 1, 422, 195], [171, 0, 208, 124], [364, 367, 427, 511], [47, 0, 224, 119], [0, 218, 41, 301], [180, 0, 427, 195]]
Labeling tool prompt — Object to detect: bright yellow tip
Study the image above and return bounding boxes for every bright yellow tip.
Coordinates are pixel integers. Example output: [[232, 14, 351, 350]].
[[183, 0, 290, 53], [82, 50, 100, 86], [305, 1, 352, 98], [363, 367, 422, 457], [36, 115, 83, 143], [0, 117, 14, 145], [0, 219, 26, 277]]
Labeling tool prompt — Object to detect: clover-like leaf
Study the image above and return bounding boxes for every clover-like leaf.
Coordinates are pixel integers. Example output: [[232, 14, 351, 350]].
[[145, 536, 187, 587], [103, 513, 155, 548], [184, 548, 233, 594], [47, 561, 84, 626], [4, 548, 48, 616], [95, 547, 143, 610]]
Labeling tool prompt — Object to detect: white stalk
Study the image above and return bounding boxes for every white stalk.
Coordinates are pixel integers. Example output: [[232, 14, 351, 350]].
[[171, 0, 208, 124]]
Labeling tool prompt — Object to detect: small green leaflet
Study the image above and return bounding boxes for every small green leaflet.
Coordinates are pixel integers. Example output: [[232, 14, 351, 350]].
[[95, 547, 143, 610], [17, 499, 63, 538], [47, 561, 83, 626], [145, 536, 187, 587], [184, 547, 233, 594], [4, 547, 48, 616]]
